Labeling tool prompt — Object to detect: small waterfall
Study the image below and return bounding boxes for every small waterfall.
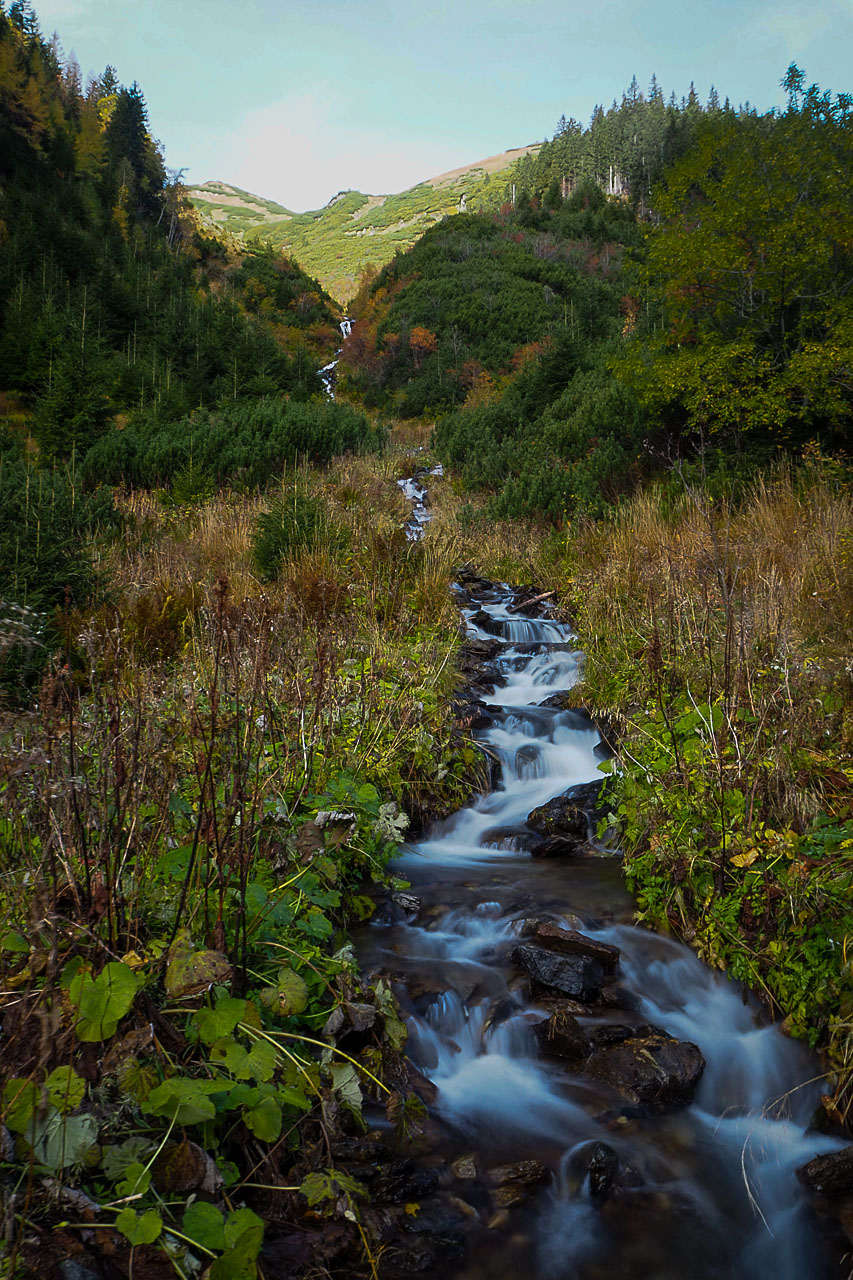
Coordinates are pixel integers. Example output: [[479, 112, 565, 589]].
[[397, 462, 444, 540], [317, 316, 353, 399]]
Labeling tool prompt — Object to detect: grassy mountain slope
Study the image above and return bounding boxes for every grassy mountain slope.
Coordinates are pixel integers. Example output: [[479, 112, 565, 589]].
[[185, 179, 295, 238], [187, 145, 540, 303]]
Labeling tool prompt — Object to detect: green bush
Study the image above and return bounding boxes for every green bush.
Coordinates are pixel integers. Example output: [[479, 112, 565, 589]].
[[251, 490, 348, 581], [0, 448, 116, 699], [0, 450, 115, 610], [81, 399, 383, 491]]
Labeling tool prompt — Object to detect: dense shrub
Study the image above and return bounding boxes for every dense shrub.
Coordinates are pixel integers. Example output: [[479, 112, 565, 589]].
[[437, 352, 646, 522], [0, 450, 115, 609], [338, 202, 640, 419], [0, 447, 116, 698], [251, 489, 348, 580], [81, 399, 383, 490]]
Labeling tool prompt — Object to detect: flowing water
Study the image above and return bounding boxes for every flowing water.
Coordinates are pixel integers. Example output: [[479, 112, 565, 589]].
[[358, 561, 844, 1278], [318, 318, 353, 398], [397, 462, 444, 540]]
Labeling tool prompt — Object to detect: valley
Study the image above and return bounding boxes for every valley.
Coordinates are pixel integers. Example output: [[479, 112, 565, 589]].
[[187, 145, 541, 303], [0, 4, 851, 1279]]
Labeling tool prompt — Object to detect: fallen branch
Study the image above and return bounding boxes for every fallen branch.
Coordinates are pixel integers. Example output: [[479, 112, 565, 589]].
[[507, 590, 554, 614]]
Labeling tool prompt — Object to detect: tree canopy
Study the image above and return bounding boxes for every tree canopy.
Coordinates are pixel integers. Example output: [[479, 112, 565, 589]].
[[618, 68, 852, 448]]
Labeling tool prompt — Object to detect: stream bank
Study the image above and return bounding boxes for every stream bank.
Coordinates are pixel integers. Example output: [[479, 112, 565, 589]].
[[353, 557, 850, 1279]]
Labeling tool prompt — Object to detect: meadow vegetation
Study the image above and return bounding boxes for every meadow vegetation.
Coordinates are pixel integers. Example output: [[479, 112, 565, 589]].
[[560, 458, 853, 1115], [0, 450, 494, 1278]]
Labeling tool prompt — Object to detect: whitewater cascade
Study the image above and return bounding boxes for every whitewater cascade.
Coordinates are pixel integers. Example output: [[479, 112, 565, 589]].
[[397, 464, 444, 541], [318, 317, 353, 399], [359, 493, 843, 1279]]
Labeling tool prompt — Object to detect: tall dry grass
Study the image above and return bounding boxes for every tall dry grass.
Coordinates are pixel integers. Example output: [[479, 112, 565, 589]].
[[565, 458, 853, 1106]]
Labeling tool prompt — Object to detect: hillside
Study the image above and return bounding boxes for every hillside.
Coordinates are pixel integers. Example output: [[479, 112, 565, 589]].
[[338, 185, 642, 515], [186, 144, 541, 303]]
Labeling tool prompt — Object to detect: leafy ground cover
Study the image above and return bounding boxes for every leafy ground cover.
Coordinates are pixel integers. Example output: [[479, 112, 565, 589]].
[[0, 452, 490, 1279]]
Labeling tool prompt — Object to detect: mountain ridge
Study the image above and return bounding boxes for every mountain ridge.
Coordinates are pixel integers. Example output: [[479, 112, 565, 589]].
[[186, 144, 540, 303]]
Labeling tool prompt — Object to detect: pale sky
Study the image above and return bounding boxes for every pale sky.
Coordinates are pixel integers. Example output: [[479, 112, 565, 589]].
[[31, 0, 853, 212]]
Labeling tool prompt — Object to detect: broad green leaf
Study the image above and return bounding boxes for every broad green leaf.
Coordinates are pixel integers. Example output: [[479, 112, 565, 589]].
[[2, 1079, 41, 1135], [69, 962, 141, 1042], [165, 937, 231, 999], [101, 1137, 156, 1180], [222, 1082, 257, 1111], [259, 968, 308, 1017], [246, 1039, 276, 1083], [116, 1058, 158, 1103], [32, 1110, 98, 1171], [278, 1085, 311, 1112], [295, 908, 332, 941], [217, 1158, 240, 1187], [348, 895, 376, 922], [300, 1168, 367, 1207], [115, 1207, 162, 1246], [381, 1009, 408, 1051], [0, 929, 28, 953], [156, 843, 194, 880], [210, 1036, 251, 1079], [242, 1094, 282, 1142], [115, 1162, 152, 1198], [193, 997, 248, 1046], [330, 1063, 362, 1114], [224, 1208, 264, 1250], [143, 1078, 220, 1126], [208, 1223, 264, 1280], [182, 1199, 226, 1251], [45, 1066, 85, 1114]]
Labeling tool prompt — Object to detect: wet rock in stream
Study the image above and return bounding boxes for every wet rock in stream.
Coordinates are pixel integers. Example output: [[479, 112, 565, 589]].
[[586, 1141, 620, 1198], [585, 1025, 706, 1112], [536, 690, 584, 711], [526, 779, 607, 847], [531, 920, 621, 971], [512, 943, 605, 1001], [798, 1146, 853, 1195], [486, 1159, 551, 1208], [391, 890, 422, 916], [534, 1004, 590, 1060], [452, 698, 495, 731], [455, 637, 507, 697], [481, 825, 543, 853], [530, 834, 584, 858], [468, 607, 508, 637]]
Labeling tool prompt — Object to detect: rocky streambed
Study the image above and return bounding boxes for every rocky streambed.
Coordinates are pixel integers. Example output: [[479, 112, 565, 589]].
[[352, 568, 851, 1279]]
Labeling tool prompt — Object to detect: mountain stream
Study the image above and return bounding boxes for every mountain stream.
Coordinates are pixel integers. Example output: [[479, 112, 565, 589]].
[[355, 471, 846, 1279]]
